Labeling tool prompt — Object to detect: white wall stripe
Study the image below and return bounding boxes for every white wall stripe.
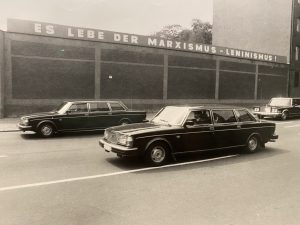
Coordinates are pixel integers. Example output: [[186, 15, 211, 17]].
[[284, 124, 300, 128], [275, 121, 292, 125], [0, 155, 8, 158], [0, 155, 238, 192]]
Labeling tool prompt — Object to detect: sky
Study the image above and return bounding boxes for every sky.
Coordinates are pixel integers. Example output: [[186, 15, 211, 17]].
[[0, 0, 213, 35]]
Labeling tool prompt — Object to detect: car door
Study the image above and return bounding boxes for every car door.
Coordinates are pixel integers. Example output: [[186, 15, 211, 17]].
[[234, 109, 258, 146], [212, 109, 240, 149], [108, 102, 127, 126], [59, 102, 89, 131], [180, 109, 216, 153], [87, 102, 111, 129], [290, 98, 300, 117]]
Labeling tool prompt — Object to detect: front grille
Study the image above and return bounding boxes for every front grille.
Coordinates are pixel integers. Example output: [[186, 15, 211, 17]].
[[106, 131, 119, 144]]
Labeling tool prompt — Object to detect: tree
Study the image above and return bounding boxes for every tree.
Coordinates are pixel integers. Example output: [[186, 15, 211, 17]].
[[153, 19, 212, 44], [191, 19, 212, 44], [153, 24, 184, 40]]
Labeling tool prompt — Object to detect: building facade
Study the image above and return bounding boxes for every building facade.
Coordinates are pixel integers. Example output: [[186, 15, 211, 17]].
[[213, 0, 300, 97], [0, 19, 289, 117], [290, 0, 300, 96]]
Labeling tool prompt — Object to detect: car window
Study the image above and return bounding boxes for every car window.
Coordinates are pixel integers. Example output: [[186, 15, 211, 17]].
[[186, 110, 212, 125], [109, 102, 125, 111], [236, 110, 256, 122], [89, 102, 110, 112], [68, 103, 88, 113], [293, 98, 300, 106], [212, 110, 237, 124]]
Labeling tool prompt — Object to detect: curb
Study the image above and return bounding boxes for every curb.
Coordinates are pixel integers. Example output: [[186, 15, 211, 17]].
[[0, 129, 20, 132]]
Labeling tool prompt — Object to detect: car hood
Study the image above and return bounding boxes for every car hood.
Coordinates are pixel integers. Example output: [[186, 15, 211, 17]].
[[21, 111, 59, 119], [106, 122, 176, 136]]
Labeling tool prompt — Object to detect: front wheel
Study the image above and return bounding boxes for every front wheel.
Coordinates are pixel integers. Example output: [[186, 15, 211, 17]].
[[144, 142, 170, 166], [37, 123, 55, 138], [244, 135, 260, 153]]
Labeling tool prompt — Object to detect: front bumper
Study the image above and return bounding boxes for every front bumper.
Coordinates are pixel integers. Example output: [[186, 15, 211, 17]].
[[99, 139, 140, 156], [17, 123, 33, 131], [253, 112, 281, 118]]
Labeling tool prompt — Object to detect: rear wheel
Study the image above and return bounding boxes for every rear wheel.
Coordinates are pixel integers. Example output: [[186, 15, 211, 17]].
[[281, 111, 288, 120], [244, 135, 260, 153], [144, 142, 170, 166], [120, 119, 130, 125], [37, 123, 55, 138]]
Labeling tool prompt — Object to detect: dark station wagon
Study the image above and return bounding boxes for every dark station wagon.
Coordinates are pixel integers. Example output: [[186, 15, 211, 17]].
[[100, 106, 278, 166], [253, 97, 300, 120], [18, 101, 146, 137]]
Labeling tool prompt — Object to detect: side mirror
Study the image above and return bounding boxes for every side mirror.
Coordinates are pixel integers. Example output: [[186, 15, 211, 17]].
[[184, 119, 194, 127]]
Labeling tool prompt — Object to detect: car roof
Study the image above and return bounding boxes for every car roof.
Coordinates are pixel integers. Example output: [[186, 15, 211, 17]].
[[271, 97, 300, 99], [66, 100, 122, 104], [165, 105, 247, 110]]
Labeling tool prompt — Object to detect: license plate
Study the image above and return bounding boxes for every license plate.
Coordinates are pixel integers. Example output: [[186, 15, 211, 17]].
[[104, 144, 112, 152]]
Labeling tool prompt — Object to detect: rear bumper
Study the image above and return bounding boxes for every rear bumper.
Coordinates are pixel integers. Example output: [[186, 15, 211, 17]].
[[269, 134, 279, 142], [99, 139, 140, 156]]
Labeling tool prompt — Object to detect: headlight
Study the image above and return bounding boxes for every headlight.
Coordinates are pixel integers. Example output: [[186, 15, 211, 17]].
[[271, 108, 278, 113], [118, 135, 133, 147], [104, 130, 108, 139], [21, 117, 29, 125], [254, 107, 260, 112]]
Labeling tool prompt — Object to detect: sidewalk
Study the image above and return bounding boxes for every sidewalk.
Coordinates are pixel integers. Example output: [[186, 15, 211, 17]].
[[0, 118, 20, 132]]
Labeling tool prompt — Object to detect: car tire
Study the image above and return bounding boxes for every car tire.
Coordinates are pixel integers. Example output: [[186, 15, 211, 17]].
[[281, 111, 288, 120], [37, 123, 55, 138], [144, 142, 170, 166], [120, 119, 130, 125], [244, 135, 260, 153]]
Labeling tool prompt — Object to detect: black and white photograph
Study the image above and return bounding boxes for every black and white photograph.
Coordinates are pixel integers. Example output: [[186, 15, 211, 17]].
[[0, 0, 300, 224]]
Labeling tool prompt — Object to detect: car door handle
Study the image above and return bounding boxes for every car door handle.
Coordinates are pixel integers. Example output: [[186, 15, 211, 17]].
[[237, 125, 241, 129], [209, 126, 214, 131]]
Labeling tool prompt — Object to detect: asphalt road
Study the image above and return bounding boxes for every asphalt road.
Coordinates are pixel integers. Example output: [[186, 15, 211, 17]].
[[0, 120, 300, 225]]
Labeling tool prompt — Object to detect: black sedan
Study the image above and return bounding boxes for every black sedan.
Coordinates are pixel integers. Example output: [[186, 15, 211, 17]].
[[18, 101, 146, 137], [100, 106, 278, 166], [253, 97, 300, 120]]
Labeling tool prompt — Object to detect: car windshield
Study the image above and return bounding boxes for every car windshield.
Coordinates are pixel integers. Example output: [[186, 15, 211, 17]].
[[269, 98, 291, 107], [151, 106, 188, 126], [55, 102, 72, 114]]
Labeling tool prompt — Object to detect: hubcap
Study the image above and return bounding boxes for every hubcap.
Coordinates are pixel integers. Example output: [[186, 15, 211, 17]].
[[248, 138, 257, 151], [41, 125, 52, 136], [151, 147, 165, 163]]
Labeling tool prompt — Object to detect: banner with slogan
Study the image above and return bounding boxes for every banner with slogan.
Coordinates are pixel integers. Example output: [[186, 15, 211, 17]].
[[7, 18, 288, 64]]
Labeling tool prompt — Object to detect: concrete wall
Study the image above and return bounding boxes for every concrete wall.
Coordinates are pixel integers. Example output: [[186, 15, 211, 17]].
[[213, 0, 292, 63], [0, 30, 4, 118], [2, 32, 289, 117]]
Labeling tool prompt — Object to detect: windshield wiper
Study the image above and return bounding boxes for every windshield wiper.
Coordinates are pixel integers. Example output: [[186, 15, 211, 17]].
[[160, 119, 171, 126]]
